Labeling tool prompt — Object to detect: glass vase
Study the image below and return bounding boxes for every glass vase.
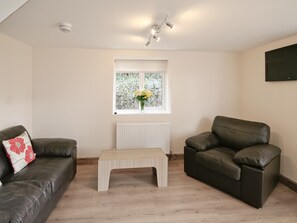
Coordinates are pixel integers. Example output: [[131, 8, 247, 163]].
[[140, 100, 145, 111]]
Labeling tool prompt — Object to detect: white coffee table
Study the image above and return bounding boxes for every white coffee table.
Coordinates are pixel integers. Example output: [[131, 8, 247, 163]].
[[98, 148, 168, 191]]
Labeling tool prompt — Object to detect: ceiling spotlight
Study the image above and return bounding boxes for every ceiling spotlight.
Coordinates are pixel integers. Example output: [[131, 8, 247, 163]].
[[151, 25, 160, 35], [153, 35, 160, 42], [58, 23, 72, 33], [144, 15, 174, 47], [165, 21, 175, 29]]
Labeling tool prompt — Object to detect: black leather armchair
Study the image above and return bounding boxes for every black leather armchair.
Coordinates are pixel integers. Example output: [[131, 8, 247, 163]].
[[184, 116, 281, 208]]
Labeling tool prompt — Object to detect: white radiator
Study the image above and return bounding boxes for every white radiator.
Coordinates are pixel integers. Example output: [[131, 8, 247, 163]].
[[116, 122, 170, 154]]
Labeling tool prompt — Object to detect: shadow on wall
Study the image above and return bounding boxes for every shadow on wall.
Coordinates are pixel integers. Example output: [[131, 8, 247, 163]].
[[280, 155, 296, 181], [173, 117, 212, 154], [270, 131, 284, 148], [270, 131, 284, 171], [197, 117, 213, 132], [270, 131, 296, 180]]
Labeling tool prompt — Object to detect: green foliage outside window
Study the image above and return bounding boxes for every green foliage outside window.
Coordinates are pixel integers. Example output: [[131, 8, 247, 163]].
[[144, 73, 164, 108], [115, 73, 139, 110], [115, 72, 165, 110]]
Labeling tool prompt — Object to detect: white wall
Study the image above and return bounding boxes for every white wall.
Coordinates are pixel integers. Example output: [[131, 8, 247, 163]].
[[0, 33, 32, 132], [3, 32, 296, 182], [32, 48, 240, 157], [239, 35, 297, 183]]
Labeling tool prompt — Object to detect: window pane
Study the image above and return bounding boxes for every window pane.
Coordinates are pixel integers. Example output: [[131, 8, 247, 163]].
[[115, 72, 139, 110], [144, 72, 164, 108]]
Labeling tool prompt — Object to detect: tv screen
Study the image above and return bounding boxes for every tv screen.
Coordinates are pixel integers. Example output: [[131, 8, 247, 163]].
[[265, 43, 297, 81]]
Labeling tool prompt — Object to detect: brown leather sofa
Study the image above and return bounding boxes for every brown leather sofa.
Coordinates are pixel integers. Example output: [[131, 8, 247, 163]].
[[0, 125, 77, 223], [184, 116, 281, 208]]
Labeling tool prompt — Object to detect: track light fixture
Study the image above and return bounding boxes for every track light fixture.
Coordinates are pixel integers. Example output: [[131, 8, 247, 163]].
[[145, 15, 174, 47]]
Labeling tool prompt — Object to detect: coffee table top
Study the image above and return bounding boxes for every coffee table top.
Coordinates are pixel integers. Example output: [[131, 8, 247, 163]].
[[100, 148, 166, 161]]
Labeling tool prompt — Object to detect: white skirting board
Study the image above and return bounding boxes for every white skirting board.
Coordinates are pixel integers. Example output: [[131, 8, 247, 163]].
[[116, 122, 171, 154]]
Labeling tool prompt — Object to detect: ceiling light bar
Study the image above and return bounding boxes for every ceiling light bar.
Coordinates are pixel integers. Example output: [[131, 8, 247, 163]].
[[144, 15, 174, 47]]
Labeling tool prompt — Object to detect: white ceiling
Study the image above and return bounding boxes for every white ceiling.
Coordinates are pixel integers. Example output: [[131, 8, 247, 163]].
[[1, 0, 297, 52], [0, 0, 28, 23]]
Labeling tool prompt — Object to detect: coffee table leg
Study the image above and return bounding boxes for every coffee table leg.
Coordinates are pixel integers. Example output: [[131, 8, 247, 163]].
[[152, 167, 157, 176], [156, 157, 168, 187], [98, 161, 111, 191]]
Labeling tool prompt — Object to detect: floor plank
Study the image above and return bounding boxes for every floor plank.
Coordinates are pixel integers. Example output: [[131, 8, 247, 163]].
[[47, 160, 297, 223]]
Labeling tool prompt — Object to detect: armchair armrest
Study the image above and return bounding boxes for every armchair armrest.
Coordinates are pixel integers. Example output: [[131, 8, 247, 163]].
[[31, 138, 77, 157], [233, 144, 281, 168], [185, 132, 219, 151]]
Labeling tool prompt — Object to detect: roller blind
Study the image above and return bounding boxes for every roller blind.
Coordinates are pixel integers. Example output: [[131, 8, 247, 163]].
[[114, 59, 168, 72]]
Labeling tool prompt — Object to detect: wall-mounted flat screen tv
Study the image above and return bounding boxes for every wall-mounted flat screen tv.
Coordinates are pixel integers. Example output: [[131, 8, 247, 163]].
[[265, 43, 297, 81]]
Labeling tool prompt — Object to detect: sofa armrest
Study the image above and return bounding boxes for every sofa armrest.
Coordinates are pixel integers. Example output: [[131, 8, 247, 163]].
[[0, 210, 10, 223], [185, 132, 219, 151], [31, 138, 77, 157], [233, 144, 281, 168]]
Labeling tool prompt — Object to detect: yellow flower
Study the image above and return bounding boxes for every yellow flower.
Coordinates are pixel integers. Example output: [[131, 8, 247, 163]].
[[134, 90, 142, 97], [134, 89, 153, 101], [143, 90, 153, 98]]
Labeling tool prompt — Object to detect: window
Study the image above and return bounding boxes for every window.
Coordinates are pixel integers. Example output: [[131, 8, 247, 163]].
[[113, 60, 169, 114]]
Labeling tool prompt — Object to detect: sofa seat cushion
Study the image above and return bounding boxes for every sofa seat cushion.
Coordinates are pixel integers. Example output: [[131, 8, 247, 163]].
[[0, 210, 10, 223], [2, 157, 73, 193], [0, 180, 51, 223], [195, 147, 241, 180]]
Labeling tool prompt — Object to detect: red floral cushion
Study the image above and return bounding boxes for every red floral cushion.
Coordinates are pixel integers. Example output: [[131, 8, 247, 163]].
[[2, 131, 36, 173]]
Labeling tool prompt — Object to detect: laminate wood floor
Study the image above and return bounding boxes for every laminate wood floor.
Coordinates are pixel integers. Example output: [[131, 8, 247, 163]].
[[47, 160, 297, 223]]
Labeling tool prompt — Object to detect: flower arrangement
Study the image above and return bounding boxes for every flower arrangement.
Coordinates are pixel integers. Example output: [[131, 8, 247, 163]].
[[134, 89, 153, 111]]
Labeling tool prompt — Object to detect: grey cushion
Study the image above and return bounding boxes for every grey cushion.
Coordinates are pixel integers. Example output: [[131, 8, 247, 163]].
[[185, 132, 219, 151], [212, 116, 270, 150], [233, 144, 281, 168], [195, 147, 241, 180]]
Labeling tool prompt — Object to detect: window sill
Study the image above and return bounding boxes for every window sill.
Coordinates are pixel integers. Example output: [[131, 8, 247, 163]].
[[114, 110, 171, 115]]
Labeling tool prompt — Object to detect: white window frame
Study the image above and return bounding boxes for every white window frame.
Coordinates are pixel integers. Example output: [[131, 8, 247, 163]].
[[113, 59, 170, 115]]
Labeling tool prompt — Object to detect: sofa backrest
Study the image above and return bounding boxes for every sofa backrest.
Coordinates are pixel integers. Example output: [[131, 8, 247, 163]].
[[0, 125, 28, 179], [211, 116, 270, 150]]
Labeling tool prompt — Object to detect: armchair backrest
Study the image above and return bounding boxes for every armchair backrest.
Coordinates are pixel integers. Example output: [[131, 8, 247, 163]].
[[211, 116, 270, 150]]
